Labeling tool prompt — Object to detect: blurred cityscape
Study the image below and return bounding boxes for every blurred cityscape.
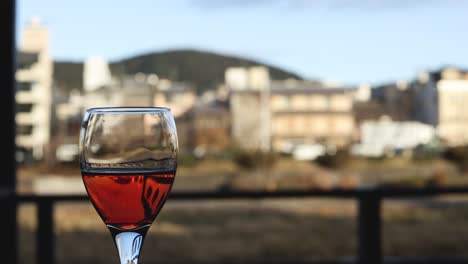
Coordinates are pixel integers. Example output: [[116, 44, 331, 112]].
[[14, 12, 468, 263], [17, 20, 468, 172]]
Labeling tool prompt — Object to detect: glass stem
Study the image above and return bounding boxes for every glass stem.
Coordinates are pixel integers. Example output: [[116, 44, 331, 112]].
[[114, 232, 143, 264], [109, 225, 150, 264]]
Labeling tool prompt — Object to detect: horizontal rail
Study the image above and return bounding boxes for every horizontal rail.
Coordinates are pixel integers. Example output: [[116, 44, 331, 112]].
[[13, 186, 468, 202], [143, 259, 468, 264], [139, 259, 468, 264]]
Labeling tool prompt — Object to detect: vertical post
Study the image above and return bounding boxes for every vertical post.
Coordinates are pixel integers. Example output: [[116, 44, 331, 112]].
[[358, 192, 382, 264], [0, 0, 17, 263], [37, 200, 55, 264]]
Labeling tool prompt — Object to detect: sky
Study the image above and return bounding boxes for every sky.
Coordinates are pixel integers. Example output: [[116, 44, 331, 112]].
[[17, 0, 468, 86]]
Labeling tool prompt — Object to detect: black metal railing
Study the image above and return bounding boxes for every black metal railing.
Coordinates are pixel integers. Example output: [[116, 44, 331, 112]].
[[3, 186, 468, 264]]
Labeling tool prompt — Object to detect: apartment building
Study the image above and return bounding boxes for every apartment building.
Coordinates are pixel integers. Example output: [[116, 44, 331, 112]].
[[15, 18, 53, 160], [270, 80, 355, 151], [226, 67, 355, 153], [412, 67, 468, 146]]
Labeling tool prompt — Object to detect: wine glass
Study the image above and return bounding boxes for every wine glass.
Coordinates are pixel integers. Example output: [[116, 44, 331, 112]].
[[79, 107, 178, 264]]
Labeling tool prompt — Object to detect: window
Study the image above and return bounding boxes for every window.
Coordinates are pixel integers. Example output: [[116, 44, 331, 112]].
[[17, 51, 39, 69], [330, 95, 351, 111], [17, 124, 33, 135], [17, 103, 33, 113], [310, 95, 330, 111], [16, 81, 33, 91], [322, 96, 330, 110], [279, 95, 290, 110]]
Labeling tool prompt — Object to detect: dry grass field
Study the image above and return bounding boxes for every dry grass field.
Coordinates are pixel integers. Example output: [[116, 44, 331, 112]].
[[16, 157, 468, 263]]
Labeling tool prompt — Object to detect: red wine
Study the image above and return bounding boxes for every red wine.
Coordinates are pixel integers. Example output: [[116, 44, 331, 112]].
[[82, 171, 175, 231]]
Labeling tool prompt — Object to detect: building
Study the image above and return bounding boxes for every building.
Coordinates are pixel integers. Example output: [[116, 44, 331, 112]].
[[176, 100, 230, 154], [226, 67, 356, 153], [83, 56, 113, 92], [412, 67, 468, 146], [56, 74, 196, 122], [226, 67, 271, 151], [371, 81, 413, 121], [53, 73, 196, 162], [118, 76, 196, 117], [270, 80, 355, 152], [351, 117, 435, 158], [15, 18, 53, 160], [354, 81, 413, 126]]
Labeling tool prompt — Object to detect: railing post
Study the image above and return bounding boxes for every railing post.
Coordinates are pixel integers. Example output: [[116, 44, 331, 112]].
[[37, 200, 55, 264], [358, 191, 382, 264], [0, 193, 16, 263]]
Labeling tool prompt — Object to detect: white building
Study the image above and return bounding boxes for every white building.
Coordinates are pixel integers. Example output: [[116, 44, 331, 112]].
[[83, 56, 113, 92], [412, 67, 468, 146], [351, 118, 435, 158], [16, 18, 53, 160]]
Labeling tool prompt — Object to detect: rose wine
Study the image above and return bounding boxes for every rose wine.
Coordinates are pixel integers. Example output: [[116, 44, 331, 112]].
[[82, 171, 175, 231]]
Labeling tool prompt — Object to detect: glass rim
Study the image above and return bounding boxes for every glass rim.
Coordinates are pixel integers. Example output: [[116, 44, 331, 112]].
[[85, 106, 172, 114]]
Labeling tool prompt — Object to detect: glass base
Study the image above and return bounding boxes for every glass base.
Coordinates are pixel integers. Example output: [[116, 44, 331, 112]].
[[108, 225, 150, 264]]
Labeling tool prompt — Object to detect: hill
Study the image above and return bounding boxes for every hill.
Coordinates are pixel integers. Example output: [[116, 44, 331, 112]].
[[53, 61, 83, 92], [54, 49, 303, 94]]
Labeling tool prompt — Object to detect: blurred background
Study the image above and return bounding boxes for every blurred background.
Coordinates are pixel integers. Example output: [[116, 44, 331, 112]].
[[15, 0, 468, 263]]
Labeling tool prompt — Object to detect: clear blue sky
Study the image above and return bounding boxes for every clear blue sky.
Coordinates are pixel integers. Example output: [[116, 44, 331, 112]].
[[17, 0, 468, 85]]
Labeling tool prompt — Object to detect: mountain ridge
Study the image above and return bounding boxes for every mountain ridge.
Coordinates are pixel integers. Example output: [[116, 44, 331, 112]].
[[54, 49, 303, 94]]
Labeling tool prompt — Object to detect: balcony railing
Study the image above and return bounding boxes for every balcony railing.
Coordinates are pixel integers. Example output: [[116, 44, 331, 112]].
[[2, 186, 468, 264]]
